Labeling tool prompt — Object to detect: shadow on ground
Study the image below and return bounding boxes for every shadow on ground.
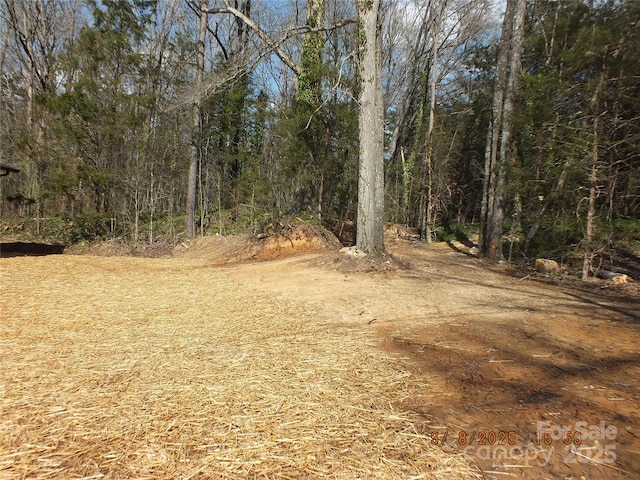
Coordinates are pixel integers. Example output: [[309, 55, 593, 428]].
[[0, 242, 65, 258], [380, 315, 640, 480]]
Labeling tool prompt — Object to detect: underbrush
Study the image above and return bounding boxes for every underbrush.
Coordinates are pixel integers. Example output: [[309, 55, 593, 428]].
[[514, 217, 640, 276], [0, 209, 329, 248], [0, 212, 185, 246], [434, 223, 479, 244]]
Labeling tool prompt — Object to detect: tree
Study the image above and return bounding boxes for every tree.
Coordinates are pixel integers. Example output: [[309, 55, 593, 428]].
[[355, 0, 384, 253], [384, 0, 493, 234], [298, 0, 326, 109], [1, 0, 73, 221], [38, 0, 154, 215], [514, 0, 640, 268], [2, 0, 636, 261], [202, 0, 360, 225], [186, 1, 207, 238], [480, 0, 526, 261], [200, 0, 254, 232], [281, 0, 330, 220], [420, 0, 444, 243]]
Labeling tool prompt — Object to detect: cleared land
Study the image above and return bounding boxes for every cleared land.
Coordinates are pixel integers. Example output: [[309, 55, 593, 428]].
[[0, 231, 638, 479]]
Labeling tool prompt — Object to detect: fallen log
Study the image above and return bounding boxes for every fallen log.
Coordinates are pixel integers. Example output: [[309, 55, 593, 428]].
[[594, 269, 634, 284]]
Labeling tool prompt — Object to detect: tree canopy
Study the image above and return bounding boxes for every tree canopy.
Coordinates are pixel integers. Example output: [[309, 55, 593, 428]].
[[1, 0, 638, 267]]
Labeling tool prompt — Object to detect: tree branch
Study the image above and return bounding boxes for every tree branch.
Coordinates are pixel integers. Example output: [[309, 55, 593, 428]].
[[208, 0, 301, 76]]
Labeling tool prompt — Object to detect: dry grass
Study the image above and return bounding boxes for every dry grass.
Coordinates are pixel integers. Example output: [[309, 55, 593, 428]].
[[0, 255, 481, 479]]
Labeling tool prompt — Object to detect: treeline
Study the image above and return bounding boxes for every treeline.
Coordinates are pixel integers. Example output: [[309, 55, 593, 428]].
[[1, 0, 638, 262]]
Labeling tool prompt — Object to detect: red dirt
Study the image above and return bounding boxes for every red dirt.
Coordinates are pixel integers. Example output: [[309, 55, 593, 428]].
[[219, 228, 640, 480]]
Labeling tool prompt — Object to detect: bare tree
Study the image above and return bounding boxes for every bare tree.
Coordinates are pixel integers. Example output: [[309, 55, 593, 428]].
[[480, 0, 526, 261], [420, 0, 444, 243], [1, 0, 78, 224], [385, 0, 492, 232], [582, 64, 607, 280], [195, 0, 361, 228], [186, 1, 208, 238], [2, 0, 58, 130]]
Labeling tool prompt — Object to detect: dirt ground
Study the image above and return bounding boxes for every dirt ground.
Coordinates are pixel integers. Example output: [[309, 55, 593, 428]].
[[211, 230, 640, 479], [1, 227, 639, 479]]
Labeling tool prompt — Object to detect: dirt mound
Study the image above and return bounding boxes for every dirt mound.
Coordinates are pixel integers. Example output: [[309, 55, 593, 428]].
[[175, 223, 341, 264], [177, 221, 418, 273], [257, 223, 342, 259]]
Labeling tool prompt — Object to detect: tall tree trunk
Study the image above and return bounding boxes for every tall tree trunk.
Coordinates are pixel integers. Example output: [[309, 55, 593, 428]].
[[582, 160, 598, 281], [480, 1, 512, 256], [356, 0, 384, 254], [421, 0, 443, 243], [400, 147, 413, 225], [186, 0, 208, 238], [404, 71, 428, 227], [4, 0, 54, 223], [582, 66, 606, 280], [480, 0, 526, 261]]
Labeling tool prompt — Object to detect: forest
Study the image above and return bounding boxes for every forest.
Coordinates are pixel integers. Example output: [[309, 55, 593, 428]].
[[1, 0, 639, 273]]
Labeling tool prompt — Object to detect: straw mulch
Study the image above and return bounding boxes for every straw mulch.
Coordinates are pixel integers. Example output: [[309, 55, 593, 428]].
[[0, 255, 481, 479]]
